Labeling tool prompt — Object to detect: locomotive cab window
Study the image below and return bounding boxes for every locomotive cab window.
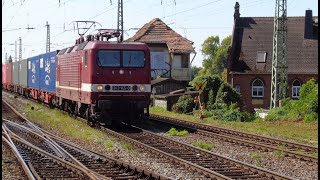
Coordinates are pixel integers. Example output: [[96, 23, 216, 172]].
[[97, 50, 121, 67], [123, 51, 145, 67], [97, 50, 145, 67]]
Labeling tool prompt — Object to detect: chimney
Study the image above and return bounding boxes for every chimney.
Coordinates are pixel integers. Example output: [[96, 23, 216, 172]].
[[304, 9, 313, 39], [234, 2, 240, 20]]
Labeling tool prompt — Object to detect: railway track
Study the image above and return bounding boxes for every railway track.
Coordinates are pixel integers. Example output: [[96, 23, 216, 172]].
[[2, 99, 170, 180], [1, 93, 297, 179], [2, 128, 95, 180], [101, 124, 293, 180], [149, 114, 318, 163]]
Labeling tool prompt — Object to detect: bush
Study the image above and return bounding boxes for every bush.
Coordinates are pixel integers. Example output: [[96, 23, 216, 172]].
[[189, 75, 223, 104], [172, 95, 195, 114], [205, 104, 254, 122], [266, 79, 318, 122], [304, 112, 318, 123], [215, 83, 242, 107]]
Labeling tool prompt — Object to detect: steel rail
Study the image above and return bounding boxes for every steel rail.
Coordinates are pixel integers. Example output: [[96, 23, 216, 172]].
[[2, 98, 172, 180], [150, 114, 318, 160], [38, 130, 171, 180], [3, 120, 109, 180], [130, 125, 295, 180], [98, 124, 232, 179], [2, 128, 36, 180], [9, 135, 98, 180]]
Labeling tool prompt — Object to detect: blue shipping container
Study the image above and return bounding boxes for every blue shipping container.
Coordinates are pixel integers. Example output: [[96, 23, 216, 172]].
[[39, 51, 58, 93], [27, 55, 40, 89]]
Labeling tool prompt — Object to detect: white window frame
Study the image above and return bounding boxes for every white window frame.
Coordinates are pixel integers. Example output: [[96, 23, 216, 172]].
[[292, 79, 301, 98], [252, 79, 264, 98], [256, 51, 266, 63], [235, 84, 241, 94]]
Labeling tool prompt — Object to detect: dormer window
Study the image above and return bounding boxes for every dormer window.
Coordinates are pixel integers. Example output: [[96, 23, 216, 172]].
[[256, 51, 266, 63]]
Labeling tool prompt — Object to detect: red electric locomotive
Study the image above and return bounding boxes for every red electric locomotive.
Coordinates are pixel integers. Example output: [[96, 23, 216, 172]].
[[56, 36, 151, 125]]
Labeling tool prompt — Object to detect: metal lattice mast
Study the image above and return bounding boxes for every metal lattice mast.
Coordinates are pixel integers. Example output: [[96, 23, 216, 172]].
[[14, 41, 17, 62], [117, 0, 123, 42], [270, 0, 288, 108], [46, 21, 50, 53], [19, 37, 22, 61]]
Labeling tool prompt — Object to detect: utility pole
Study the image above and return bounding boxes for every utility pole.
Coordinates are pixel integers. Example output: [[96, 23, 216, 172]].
[[46, 21, 50, 53], [117, 0, 123, 42], [19, 37, 22, 61], [14, 41, 17, 62], [270, 0, 288, 108]]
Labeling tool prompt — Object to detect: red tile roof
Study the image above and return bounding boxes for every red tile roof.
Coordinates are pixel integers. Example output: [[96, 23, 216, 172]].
[[126, 18, 195, 53]]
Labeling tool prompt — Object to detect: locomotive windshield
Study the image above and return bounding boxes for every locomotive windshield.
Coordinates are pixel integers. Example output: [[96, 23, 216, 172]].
[[97, 50, 145, 67], [97, 50, 120, 67]]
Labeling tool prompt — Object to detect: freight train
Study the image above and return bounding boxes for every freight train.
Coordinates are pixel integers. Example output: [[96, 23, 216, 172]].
[[2, 36, 151, 126]]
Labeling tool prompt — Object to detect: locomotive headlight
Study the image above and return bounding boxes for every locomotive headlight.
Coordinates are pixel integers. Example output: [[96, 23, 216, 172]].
[[139, 85, 145, 92], [96, 85, 103, 91]]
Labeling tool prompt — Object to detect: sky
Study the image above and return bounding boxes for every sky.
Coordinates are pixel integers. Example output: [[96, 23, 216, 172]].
[[2, 0, 318, 67]]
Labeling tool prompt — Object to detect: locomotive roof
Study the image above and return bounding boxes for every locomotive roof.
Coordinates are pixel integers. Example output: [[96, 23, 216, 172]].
[[57, 41, 148, 55]]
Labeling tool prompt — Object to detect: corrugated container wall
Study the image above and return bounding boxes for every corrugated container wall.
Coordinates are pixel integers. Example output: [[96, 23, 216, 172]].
[[39, 51, 58, 93], [27, 56, 40, 89], [19, 59, 28, 87], [13, 61, 19, 85], [2, 64, 6, 84], [6, 63, 13, 85]]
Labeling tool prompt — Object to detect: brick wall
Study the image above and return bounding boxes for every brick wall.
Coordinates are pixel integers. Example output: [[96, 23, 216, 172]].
[[231, 74, 318, 112]]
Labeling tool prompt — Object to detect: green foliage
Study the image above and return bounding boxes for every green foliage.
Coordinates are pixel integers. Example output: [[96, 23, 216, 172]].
[[274, 150, 285, 159], [207, 90, 215, 109], [172, 95, 195, 114], [199, 35, 231, 77], [215, 83, 242, 107], [192, 141, 214, 150], [204, 104, 254, 122], [304, 112, 318, 123], [189, 74, 223, 104], [122, 142, 134, 151], [167, 128, 188, 136], [191, 66, 202, 79], [250, 153, 264, 159], [266, 79, 318, 122]]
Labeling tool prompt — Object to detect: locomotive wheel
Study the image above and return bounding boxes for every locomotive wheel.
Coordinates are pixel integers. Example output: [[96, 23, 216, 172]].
[[85, 108, 94, 127], [74, 104, 79, 116]]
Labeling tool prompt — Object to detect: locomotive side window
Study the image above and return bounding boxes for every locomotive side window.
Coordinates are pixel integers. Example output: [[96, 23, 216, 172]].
[[97, 50, 120, 67], [84, 50, 88, 67], [123, 51, 145, 67]]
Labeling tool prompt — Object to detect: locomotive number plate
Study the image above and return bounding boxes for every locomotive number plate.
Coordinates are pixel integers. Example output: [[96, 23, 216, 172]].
[[112, 86, 131, 91]]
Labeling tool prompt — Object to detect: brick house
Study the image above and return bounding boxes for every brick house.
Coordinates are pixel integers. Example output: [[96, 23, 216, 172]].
[[227, 2, 318, 112], [126, 18, 196, 83]]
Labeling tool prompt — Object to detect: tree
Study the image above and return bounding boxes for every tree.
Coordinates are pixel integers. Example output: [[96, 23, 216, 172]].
[[199, 35, 232, 77], [191, 66, 202, 79]]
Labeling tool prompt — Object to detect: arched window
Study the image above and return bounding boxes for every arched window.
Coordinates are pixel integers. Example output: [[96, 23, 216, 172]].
[[292, 79, 301, 98], [252, 79, 264, 97]]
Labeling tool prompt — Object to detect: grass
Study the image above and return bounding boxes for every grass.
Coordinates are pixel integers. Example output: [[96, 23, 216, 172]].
[[192, 141, 214, 150], [250, 153, 264, 159], [274, 150, 285, 159], [255, 161, 262, 167], [150, 106, 318, 146], [167, 128, 188, 136], [22, 102, 117, 150], [312, 152, 318, 158]]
